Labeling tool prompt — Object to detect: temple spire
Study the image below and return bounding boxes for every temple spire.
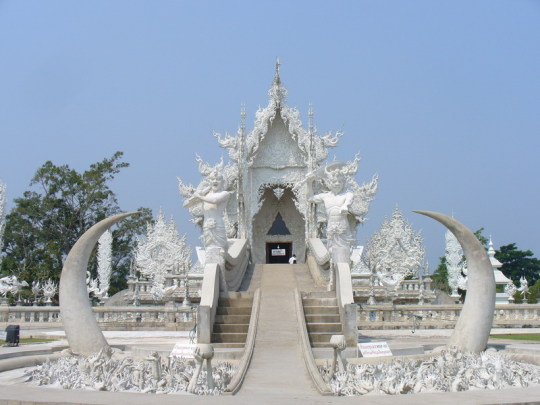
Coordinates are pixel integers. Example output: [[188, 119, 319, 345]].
[[268, 58, 287, 106], [274, 58, 281, 84]]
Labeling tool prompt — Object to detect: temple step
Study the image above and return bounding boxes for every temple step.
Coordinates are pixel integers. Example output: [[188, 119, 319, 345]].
[[305, 314, 341, 323], [214, 314, 251, 324], [302, 305, 339, 315], [218, 298, 253, 307], [306, 322, 342, 333], [212, 295, 253, 347], [302, 297, 338, 306], [211, 332, 248, 343], [302, 292, 343, 348], [216, 306, 252, 315], [213, 323, 249, 333]]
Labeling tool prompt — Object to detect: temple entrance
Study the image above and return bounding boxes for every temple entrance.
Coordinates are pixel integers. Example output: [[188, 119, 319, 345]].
[[251, 186, 306, 264], [266, 242, 292, 264]]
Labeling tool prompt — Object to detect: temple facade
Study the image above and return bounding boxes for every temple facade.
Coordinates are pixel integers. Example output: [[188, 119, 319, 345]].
[[178, 61, 378, 266]]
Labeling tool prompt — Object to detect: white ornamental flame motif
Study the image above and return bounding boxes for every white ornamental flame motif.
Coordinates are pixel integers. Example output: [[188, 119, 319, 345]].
[[135, 211, 192, 301], [364, 207, 425, 287], [97, 230, 113, 298]]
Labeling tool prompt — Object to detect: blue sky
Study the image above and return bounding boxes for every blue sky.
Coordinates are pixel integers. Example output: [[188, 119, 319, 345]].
[[1, 1, 539, 269]]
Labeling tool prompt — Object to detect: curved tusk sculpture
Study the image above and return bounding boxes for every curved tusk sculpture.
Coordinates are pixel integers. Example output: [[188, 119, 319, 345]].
[[59, 212, 139, 355], [413, 210, 495, 353]]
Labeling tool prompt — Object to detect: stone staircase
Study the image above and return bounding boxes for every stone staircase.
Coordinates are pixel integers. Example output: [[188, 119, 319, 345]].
[[302, 291, 343, 348], [211, 292, 253, 348]]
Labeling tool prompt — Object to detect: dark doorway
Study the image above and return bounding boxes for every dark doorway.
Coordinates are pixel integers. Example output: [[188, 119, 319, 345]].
[[266, 242, 292, 264]]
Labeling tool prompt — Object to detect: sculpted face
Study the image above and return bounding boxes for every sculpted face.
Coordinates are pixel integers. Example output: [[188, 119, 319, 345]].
[[325, 172, 345, 194], [208, 171, 224, 192]]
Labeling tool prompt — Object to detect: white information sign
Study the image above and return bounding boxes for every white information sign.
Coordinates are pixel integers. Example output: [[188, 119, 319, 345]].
[[169, 343, 196, 359], [271, 249, 286, 256], [358, 342, 392, 358], [0, 332, 6, 341]]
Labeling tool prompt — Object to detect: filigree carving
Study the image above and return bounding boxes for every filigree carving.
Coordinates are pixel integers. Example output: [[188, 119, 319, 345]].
[[178, 159, 238, 234], [135, 211, 192, 301], [363, 207, 425, 288], [179, 62, 376, 267], [42, 279, 57, 304], [445, 230, 468, 296], [26, 347, 236, 395], [322, 347, 540, 396], [97, 230, 113, 298], [272, 186, 285, 201]]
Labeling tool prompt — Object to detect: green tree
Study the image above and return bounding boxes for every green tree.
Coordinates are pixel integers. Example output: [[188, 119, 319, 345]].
[[0, 152, 152, 296], [431, 257, 450, 293], [495, 243, 540, 286], [522, 279, 540, 304], [473, 228, 489, 248]]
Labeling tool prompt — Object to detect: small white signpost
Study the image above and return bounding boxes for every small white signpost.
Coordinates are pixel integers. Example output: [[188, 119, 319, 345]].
[[358, 341, 392, 358]]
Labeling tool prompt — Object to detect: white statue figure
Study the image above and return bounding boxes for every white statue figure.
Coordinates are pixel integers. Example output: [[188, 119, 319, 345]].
[[184, 167, 232, 252], [9, 276, 28, 297], [42, 279, 58, 304], [0, 275, 28, 298], [307, 162, 354, 252], [504, 281, 517, 302], [0, 276, 13, 298], [87, 276, 101, 298], [31, 280, 41, 305], [518, 276, 530, 302]]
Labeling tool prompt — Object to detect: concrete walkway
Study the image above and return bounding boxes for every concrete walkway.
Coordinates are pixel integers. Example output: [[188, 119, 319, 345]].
[[238, 264, 317, 397], [1, 326, 540, 403]]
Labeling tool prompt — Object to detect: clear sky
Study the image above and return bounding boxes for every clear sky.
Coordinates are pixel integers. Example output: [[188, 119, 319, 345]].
[[1, 1, 539, 270]]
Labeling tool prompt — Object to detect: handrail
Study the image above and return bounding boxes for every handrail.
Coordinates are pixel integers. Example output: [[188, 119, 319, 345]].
[[197, 263, 221, 343], [335, 262, 358, 347], [224, 288, 261, 394], [294, 288, 332, 395], [224, 239, 249, 291]]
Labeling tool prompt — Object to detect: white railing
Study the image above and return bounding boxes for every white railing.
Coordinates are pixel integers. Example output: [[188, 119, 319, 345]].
[[358, 304, 540, 329], [0, 305, 196, 329], [2, 303, 538, 331]]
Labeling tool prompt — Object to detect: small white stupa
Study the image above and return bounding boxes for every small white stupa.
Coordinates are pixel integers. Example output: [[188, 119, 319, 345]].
[[488, 238, 514, 304]]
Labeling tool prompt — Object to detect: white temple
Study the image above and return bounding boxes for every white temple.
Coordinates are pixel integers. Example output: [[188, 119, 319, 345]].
[[178, 61, 378, 267], [119, 63, 438, 307]]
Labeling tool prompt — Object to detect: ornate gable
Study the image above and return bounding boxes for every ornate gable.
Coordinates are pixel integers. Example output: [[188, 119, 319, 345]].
[[246, 61, 308, 168], [251, 113, 306, 169]]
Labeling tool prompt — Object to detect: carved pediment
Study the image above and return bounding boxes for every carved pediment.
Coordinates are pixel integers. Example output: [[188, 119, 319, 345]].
[[250, 114, 307, 169]]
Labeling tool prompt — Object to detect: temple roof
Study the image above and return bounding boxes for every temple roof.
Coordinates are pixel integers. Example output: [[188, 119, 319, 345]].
[[214, 61, 343, 168]]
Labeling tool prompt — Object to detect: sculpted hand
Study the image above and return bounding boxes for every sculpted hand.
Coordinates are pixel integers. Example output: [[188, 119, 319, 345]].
[[193, 347, 203, 363]]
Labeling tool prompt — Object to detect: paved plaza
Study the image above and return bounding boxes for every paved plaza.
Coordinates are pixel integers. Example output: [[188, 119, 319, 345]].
[[0, 326, 539, 404]]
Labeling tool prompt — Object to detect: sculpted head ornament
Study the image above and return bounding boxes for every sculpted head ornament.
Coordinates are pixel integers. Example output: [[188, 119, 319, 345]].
[[323, 162, 348, 193]]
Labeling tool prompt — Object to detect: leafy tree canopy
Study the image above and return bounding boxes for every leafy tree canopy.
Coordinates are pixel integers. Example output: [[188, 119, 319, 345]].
[[495, 243, 540, 286], [1, 152, 152, 294]]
